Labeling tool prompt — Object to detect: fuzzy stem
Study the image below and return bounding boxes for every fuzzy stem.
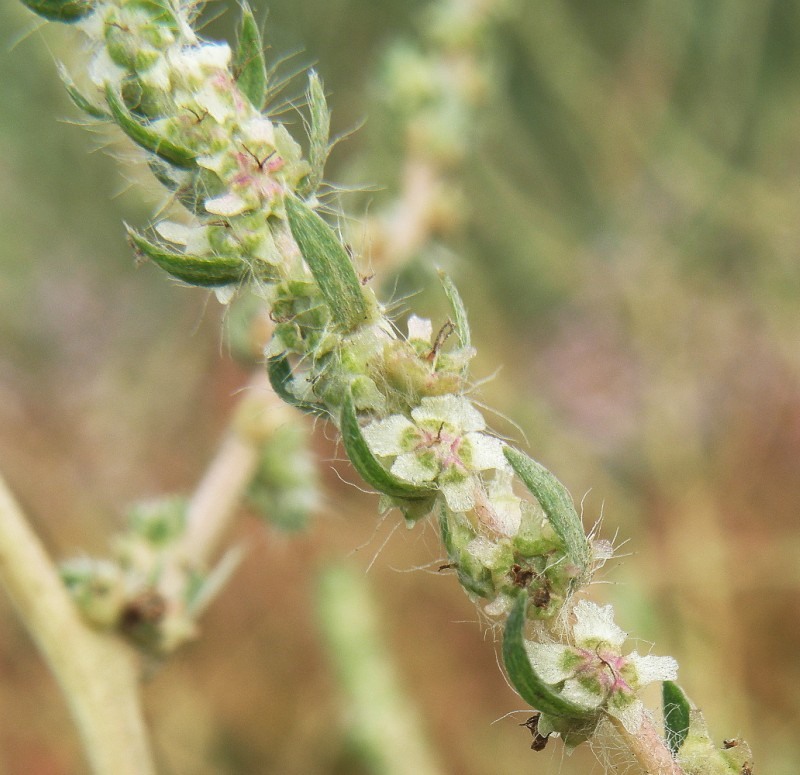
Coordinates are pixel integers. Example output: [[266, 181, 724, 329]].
[[0, 474, 155, 775], [608, 712, 685, 775], [378, 159, 439, 271], [182, 424, 260, 565]]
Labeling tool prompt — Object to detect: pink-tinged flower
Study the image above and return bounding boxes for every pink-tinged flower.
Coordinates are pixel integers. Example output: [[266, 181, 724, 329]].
[[526, 600, 678, 734], [362, 395, 507, 512]]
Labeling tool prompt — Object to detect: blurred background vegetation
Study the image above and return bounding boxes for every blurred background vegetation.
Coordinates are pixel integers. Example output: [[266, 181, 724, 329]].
[[1, 0, 799, 773]]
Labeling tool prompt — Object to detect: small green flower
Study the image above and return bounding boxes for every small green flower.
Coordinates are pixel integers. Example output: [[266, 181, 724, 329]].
[[362, 394, 506, 512], [526, 600, 678, 735]]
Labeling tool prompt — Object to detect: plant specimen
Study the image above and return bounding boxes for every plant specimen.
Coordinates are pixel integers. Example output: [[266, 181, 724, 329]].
[[0, 1, 760, 773]]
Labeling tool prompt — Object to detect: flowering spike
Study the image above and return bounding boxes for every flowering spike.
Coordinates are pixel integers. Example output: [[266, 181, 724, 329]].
[[438, 270, 470, 349], [341, 390, 436, 503], [105, 86, 197, 170], [503, 446, 591, 574], [126, 226, 246, 287], [299, 71, 330, 198], [662, 681, 691, 756], [503, 594, 597, 720], [284, 195, 371, 331], [233, 1, 267, 110], [19, 0, 92, 23]]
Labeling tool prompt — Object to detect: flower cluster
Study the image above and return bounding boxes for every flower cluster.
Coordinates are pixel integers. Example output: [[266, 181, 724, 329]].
[[61, 497, 236, 653], [22, 0, 700, 763], [363, 394, 506, 514], [526, 600, 678, 739], [30, 0, 600, 655]]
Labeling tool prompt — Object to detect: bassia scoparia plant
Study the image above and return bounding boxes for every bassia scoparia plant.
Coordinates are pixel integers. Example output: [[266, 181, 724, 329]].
[[0, 0, 758, 773]]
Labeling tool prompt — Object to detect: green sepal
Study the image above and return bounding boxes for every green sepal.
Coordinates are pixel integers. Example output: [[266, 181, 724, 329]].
[[298, 71, 330, 198], [234, 1, 267, 110], [438, 505, 494, 597], [176, 168, 225, 215], [126, 226, 245, 287], [503, 593, 596, 719], [438, 270, 470, 349], [503, 446, 591, 573], [341, 390, 435, 500], [266, 355, 327, 416], [106, 85, 196, 169], [662, 681, 691, 756], [147, 158, 182, 192], [391, 493, 436, 524], [20, 0, 93, 23], [57, 65, 108, 119], [284, 195, 369, 331], [127, 0, 179, 28]]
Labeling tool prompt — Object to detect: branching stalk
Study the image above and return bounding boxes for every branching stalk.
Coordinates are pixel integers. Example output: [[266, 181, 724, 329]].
[[0, 474, 155, 775], [181, 371, 289, 564]]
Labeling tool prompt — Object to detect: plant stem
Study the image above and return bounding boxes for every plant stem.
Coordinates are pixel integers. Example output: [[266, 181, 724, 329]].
[[181, 371, 293, 566], [0, 474, 155, 775], [608, 712, 685, 775], [181, 426, 260, 566], [377, 159, 439, 271]]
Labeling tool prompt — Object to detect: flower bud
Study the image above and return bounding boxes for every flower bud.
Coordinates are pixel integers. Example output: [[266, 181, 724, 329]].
[[20, 0, 93, 23], [61, 557, 127, 628]]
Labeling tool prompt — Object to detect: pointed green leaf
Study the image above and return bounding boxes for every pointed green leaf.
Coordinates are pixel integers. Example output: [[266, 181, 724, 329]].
[[662, 681, 691, 756], [284, 195, 369, 331], [503, 593, 596, 718], [57, 65, 108, 119], [266, 355, 327, 416], [438, 270, 470, 349], [65, 83, 108, 119], [341, 390, 434, 500], [106, 85, 196, 169], [298, 71, 330, 197], [504, 446, 591, 572], [127, 226, 245, 287], [20, 0, 93, 23], [438, 502, 458, 558], [234, 1, 267, 110]]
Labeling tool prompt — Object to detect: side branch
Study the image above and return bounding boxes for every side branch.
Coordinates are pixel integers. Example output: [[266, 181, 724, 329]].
[[181, 371, 295, 566], [0, 474, 155, 775]]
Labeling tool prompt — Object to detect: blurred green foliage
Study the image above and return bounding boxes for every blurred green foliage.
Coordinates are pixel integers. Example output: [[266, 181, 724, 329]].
[[1, 1, 799, 773]]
